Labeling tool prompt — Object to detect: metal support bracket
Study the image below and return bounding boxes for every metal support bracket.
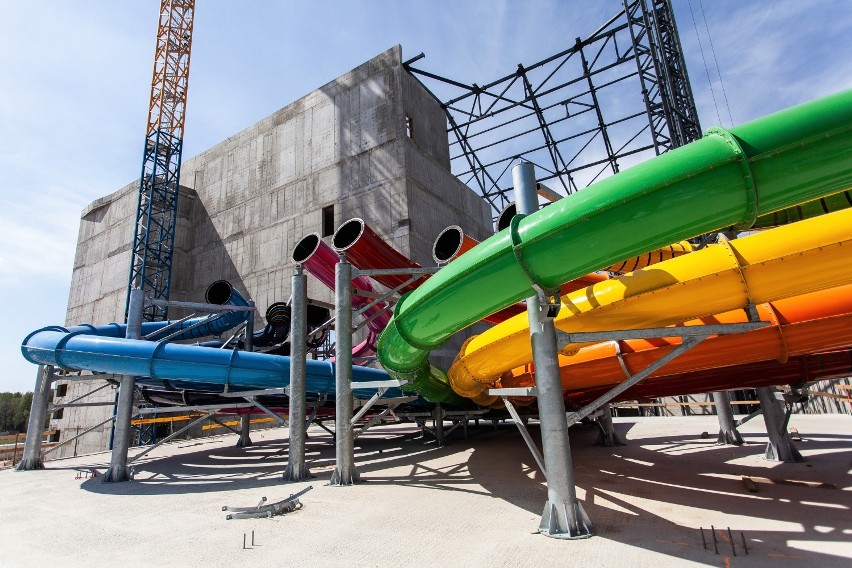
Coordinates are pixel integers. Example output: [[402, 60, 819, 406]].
[[245, 397, 287, 425], [503, 397, 547, 480], [129, 411, 217, 464], [352, 267, 440, 277], [566, 335, 707, 425], [537, 290, 561, 322], [557, 320, 768, 346]]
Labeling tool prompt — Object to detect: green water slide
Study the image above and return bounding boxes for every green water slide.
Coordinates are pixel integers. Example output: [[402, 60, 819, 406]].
[[378, 90, 852, 402], [752, 189, 852, 229]]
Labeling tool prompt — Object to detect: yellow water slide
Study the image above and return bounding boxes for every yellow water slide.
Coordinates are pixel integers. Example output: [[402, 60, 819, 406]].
[[447, 207, 852, 402]]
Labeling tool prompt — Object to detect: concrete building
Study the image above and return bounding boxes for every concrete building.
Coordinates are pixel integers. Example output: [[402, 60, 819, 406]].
[[49, 46, 492, 458]]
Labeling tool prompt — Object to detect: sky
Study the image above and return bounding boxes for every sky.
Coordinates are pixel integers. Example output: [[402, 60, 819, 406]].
[[1, 0, 850, 392]]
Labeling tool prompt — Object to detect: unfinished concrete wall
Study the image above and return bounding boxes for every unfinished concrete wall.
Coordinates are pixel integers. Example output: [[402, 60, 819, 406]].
[[48, 183, 197, 457], [49, 45, 492, 458]]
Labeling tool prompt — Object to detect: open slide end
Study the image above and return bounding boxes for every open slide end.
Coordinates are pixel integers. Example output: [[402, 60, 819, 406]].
[[292, 233, 321, 264], [332, 218, 365, 251], [206, 280, 235, 305], [496, 203, 516, 232], [433, 226, 465, 264]]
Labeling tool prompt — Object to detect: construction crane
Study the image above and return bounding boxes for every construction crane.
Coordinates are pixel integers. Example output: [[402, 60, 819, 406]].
[[126, 0, 196, 322]]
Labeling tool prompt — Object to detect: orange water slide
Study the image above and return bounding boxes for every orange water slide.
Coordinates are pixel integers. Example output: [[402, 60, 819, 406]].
[[564, 349, 852, 408], [501, 284, 852, 401]]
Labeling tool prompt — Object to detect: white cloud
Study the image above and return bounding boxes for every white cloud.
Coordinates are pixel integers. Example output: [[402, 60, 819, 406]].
[[0, 186, 86, 286]]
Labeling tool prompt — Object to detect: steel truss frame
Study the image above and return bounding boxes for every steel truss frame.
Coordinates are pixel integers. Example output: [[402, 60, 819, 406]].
[[488, 314, 770, 477], [404, 0, 700, 218]]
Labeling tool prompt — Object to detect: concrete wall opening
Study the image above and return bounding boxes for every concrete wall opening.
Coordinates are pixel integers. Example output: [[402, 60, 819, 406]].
[[322, 205, 335, 238]]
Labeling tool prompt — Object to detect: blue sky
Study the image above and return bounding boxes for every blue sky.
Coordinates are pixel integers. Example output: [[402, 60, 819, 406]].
[[1, 0, 851, 392]]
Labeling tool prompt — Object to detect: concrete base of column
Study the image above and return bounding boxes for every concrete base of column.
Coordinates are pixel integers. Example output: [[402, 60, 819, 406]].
[[764, 440, 803, 462], [717, 428, 745, 445], [539, 500, 594, 539], [102, 465, 134, 483], [594, 405, 624, 447], [283, 461, 314, 482], [329, 466, 360, 486], [757, 387, 803, 463], [712, 391, 744, 446], [15, 457, 45, 471], [236, 414, 253, 448]]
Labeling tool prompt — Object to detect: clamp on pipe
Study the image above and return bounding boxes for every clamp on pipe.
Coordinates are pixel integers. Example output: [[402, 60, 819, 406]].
[[706, 126, 759, 230], [509, 214, 562, 322]]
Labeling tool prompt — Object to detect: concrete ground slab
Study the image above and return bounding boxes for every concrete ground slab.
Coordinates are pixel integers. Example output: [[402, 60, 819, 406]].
[[1, 414, 850, 567]]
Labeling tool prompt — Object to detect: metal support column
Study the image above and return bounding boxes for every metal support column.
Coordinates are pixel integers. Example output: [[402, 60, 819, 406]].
[[284, 264, 313, 481], [236, 414, 253, 448], [330, 255, 360, 486], [433, 404, 445, 447], [594, 404, 624, 447], [756, 387, 803, 462], [103, 287, 143, 483], [515, 161, 592, 539], [15, 365, 54, 471], [712, 391, 744, 445], [236, 300, 255, 450]]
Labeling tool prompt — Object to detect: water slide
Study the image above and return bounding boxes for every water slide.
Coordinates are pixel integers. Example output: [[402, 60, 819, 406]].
[[500, 284, 852, 406], [566, 348, 852, 407], [292, 233, 391, 358], [447, 209, 852, 401], [433, 225, 694, 275], [21, 282, 400, 400], [330, 218, 682, 403], [378, 90, 852, 404], [752, 189, 852, 229]]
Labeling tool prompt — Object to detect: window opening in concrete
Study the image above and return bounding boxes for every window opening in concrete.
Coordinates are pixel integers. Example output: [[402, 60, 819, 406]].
[[48, 430, 60, 443], [55, 383, 68, 397], [322, 205, 335, 237], [405, 115, 414, 139], [52, 408, 64, 420]]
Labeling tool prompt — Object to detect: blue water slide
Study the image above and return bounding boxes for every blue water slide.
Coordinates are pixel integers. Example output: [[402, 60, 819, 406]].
[[40, 280, 252, 343], [21, 281, 398, 398]]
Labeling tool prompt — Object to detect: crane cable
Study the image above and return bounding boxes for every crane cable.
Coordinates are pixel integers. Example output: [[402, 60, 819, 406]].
[[696, 0, 735, 126]]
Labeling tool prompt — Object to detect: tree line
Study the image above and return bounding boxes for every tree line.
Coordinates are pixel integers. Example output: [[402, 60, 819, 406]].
[[0, 392, 33, 433]]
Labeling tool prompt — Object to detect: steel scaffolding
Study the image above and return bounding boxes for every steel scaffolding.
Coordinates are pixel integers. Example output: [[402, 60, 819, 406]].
[[404, 0, 701, 218]]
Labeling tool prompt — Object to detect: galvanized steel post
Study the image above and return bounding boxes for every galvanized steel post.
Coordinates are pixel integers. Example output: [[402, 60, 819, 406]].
[[284, 264, 313, 481], [104, 287, 143, 483], [237, 414, 253, 448], [756, 387, 803, 462], [238, 300, 255, 449], [433, 404, 445, 447], [712, 391, 744, 445], [594, 404, 623, 447], [330, 255, 360, 485], [515, 161, 592, 539], [15, 365, 54, 471]]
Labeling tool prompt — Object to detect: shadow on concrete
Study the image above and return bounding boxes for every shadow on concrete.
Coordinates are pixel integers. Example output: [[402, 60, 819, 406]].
[[76, 418, 851, 566]]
